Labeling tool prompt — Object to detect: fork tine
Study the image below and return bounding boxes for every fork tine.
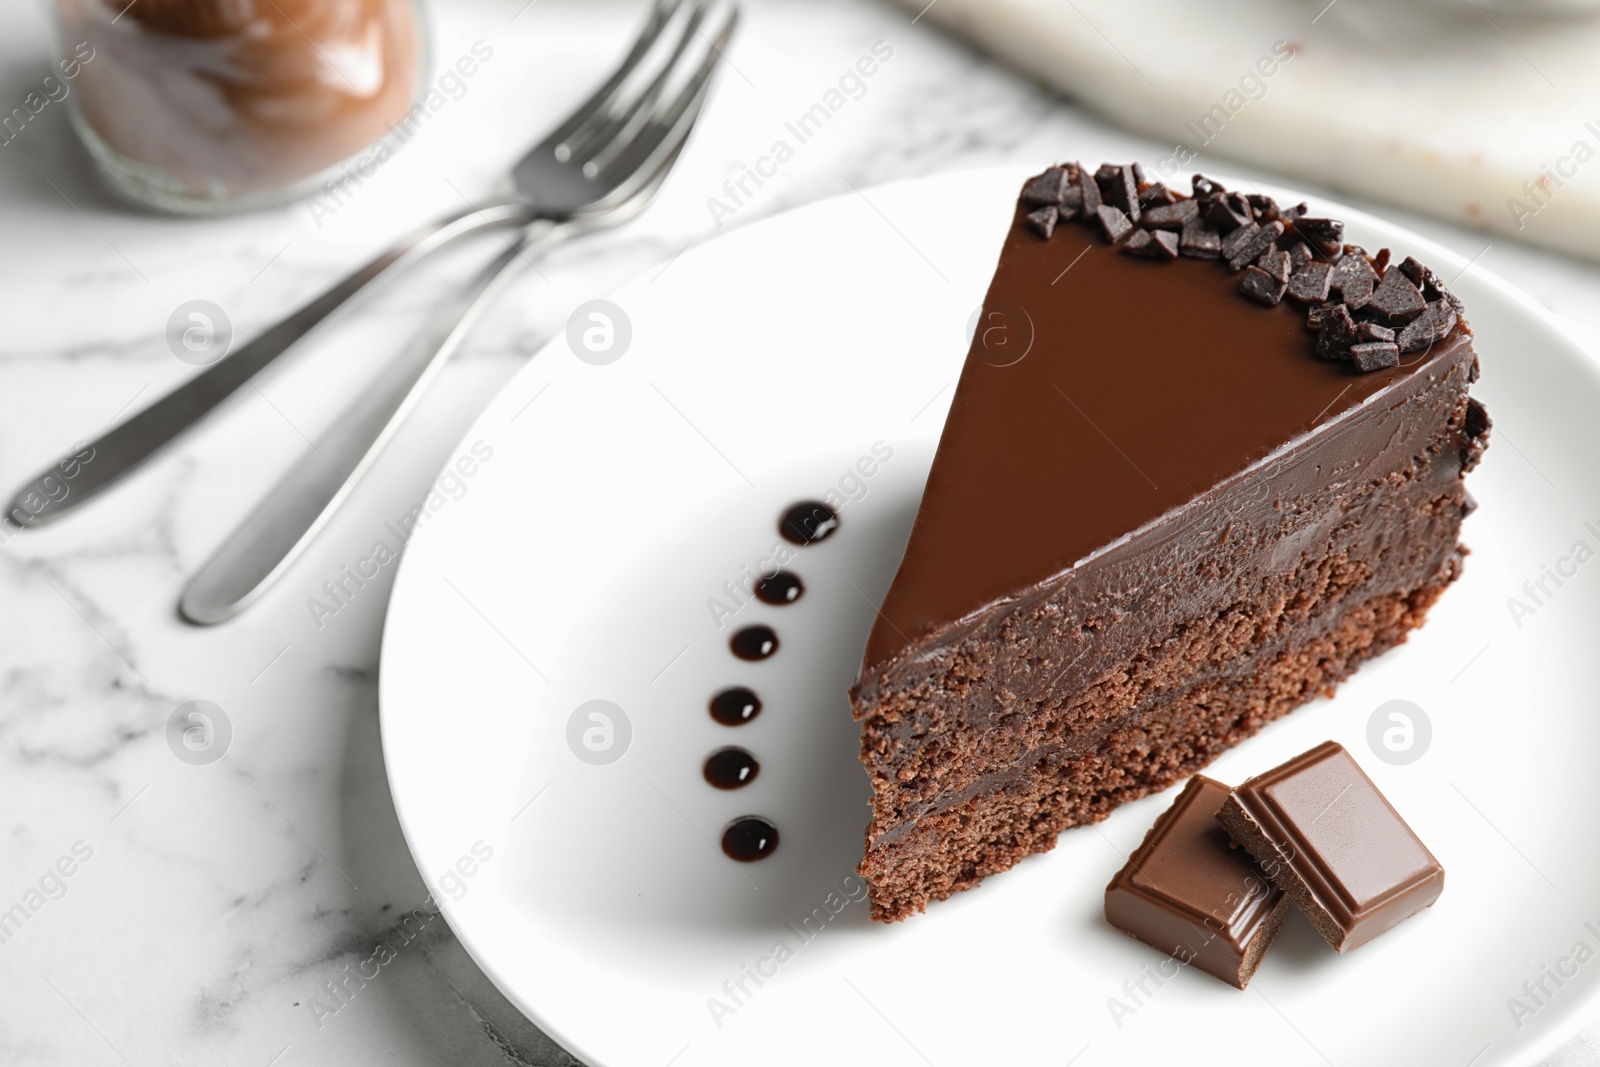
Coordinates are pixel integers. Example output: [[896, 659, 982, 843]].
[[563, 1, 711, 167], [591, 4, 739, 187], [543, 0, 679, 153]]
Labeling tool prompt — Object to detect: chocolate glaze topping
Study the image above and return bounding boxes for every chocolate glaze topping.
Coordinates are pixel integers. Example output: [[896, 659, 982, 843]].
[[857, 163, 1481, 687]]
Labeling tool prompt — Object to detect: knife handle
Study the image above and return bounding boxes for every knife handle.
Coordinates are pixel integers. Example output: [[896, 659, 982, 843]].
[[3, 201, 533, 531]]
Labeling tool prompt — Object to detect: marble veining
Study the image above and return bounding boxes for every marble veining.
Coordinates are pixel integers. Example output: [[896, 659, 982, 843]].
[[1, 0, 1597, 1065]]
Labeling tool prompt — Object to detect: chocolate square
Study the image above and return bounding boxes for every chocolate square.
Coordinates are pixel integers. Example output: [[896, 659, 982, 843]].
[[1105, 776, 1290, 989], [1217, 741, 1444, 954]]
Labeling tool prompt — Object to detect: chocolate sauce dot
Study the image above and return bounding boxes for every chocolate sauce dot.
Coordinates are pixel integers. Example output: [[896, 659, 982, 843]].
[[704, 747, 760, 790], [730, 625, 778, 661], [779, 501, 839, 546], [709, 687, 761, 726], [754, 571, 804, 605], [721, 816, 779, 861]]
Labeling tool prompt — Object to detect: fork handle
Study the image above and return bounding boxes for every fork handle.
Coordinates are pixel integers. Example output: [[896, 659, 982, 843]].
[[5, 200, 534, 530], [177, 221, 565, 625]]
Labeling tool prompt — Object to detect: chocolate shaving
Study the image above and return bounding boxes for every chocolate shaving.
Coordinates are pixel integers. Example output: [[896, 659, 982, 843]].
[[1356, 322, 1396, 343], [1350, 341, 1399, 372], [1367, 267, 1427, 324], [1179, 217, 1222, 259], [1288, 242, 1315, 273], [1075, 162, 1103, 214], [1329, 254, 1377, 309], [1225, 220, 1285, 271], [1292, 217, 1344, 257], [1287, 262, 1333, 303], [1207, 198, 1253, 234], [1021, 167, 1068, 208], [1462, 397, 1491, 472], [1143, 199, 1199, 230], [1122, 227, 1179, 260], [1239, 266, 1288, 306], [1094, 203, 1133, 243], [1025, 205, 1059, 239], [1140, 182, 1179, 206], [1096, 164, 1141, 223], [1315, 304, 1358, 360], [1257, 247, 1291, 284], [1396, 300, 1459, 353]]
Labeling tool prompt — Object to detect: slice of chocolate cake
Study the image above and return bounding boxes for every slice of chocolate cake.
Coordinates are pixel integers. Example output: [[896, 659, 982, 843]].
[[851, 163, 1489, 923]]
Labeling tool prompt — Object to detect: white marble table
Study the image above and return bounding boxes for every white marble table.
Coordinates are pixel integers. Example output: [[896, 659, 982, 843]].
[[2, 1, 1597, 1064]]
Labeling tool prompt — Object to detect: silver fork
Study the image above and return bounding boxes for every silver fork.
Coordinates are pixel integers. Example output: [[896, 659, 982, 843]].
[[174, 3, 737, 624], [5, 0, 736, 530]]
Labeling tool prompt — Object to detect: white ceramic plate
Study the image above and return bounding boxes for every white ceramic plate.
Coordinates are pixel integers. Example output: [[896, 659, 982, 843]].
[[380, 168, 1600, 1067]]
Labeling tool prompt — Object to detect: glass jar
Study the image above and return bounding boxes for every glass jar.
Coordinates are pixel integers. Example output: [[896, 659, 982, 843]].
[[54, 0, 426, 214]]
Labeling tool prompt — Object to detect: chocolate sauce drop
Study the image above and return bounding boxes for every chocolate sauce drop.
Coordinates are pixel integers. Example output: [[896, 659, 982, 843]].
[[730, 625, 778, 661], [754, 571, 804, 605], [721, 816, 780, 861], [709, 687, 761, 726], [779, 501, 839, 546], [703, 747, 760, 790]]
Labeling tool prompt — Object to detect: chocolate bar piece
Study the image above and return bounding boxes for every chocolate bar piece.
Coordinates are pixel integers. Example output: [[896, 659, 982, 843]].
[[1105, 776, 1290, 989], [1217, 741, 1444, 953]]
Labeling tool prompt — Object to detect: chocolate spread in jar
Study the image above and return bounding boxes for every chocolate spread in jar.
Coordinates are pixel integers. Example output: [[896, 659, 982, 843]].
[[61, 0, 420, 204]]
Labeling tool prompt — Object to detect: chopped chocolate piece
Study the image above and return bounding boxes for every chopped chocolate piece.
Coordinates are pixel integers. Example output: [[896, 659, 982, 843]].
[[1131, 161, 1147, 186], [1094, 203, 1134, 243], [1225, 220, 1285, 272], [1143, 198, 1199, 230], [1192, 173, 1223, 198], [1058, 183, 1084, 221], [1292, 217, 1344, 256], [1256, 247, 1291, 283], [1356, 322, 1395, 344], [1306, 304, 1329, 332], [1396, 300, 1460, 354], [1397, 255, 1428, 286], [1105, 776, 1290, 990], [1217, 741, 1444, 953], [1021, 167, 1069, 208], [1096, 163, 1141, 223], [1278, 201, 1308, 223], [1350, 341, 1400, 372], [1367, 268, 1428, 325], [1025, 205, 1059, 239], [1315, 303, 1358, 360], [1373, 248, 1392, 274], [1288, 242, 1315, 273], [1286, 262, 1333, 304], [1246, 193, 1277, 218], [1220, 220, 1260, 260], [1330, 254, 1378, 309], [1075, 162, 1103, 214], [1122, 227, 1179, 260], [1179, 217, 1223, 259], [1227, 191, 1255, 219], [1239, 266, 1287, 306], [1207, 198, 1253, 234], [1139, 182, 1179, 206]]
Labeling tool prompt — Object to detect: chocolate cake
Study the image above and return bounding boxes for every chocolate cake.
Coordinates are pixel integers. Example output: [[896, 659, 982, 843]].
[[850, 163, 1489, 923]]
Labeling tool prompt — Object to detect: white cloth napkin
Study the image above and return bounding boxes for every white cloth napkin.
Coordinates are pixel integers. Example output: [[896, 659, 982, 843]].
[[898, 0, 1600, 263]]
